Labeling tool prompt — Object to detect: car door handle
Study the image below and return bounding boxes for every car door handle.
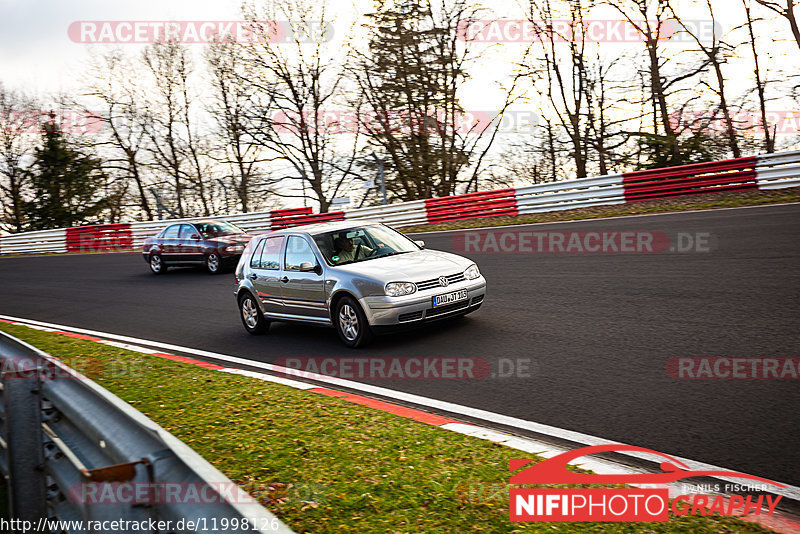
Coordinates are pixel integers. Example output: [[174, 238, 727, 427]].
[[280, 276, 289, 283], [248, 274, 258, 280]]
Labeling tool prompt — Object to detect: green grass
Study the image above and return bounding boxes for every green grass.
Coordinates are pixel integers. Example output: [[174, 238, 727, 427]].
[[0, 322, 778, 534], [402, 187, 800, 234]]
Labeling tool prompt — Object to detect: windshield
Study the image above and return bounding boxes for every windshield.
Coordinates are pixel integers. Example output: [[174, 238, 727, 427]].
[[194, 221, 244, 237], [313, 225, 420, 266]]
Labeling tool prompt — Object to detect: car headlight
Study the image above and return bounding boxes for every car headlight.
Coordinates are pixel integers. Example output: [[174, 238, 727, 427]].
[[385, 282, 417, 296], [222, 245, 244, 254], [464, 264, 480, 280]]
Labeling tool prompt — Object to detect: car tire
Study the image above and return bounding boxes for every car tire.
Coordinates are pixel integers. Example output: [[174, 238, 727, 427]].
[[206, 252, 222, 274], [334, 295, 373, 348], [239, 292, 269, 335], [149, 253, 167, 275]]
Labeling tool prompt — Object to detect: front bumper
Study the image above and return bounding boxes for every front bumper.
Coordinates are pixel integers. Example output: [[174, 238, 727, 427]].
[[359, 277, 486, 327]]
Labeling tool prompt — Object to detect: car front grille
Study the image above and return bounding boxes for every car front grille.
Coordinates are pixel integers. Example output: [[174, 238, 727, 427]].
[[416, 272, 466, 291], [471, 295, 484, 305], [426, 299, 470, 317]]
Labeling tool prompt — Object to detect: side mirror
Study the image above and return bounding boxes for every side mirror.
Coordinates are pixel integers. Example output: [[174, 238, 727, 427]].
[[415, 240, 425, 249], [190, 234, 201, 241], [299, 261, 318, 273]]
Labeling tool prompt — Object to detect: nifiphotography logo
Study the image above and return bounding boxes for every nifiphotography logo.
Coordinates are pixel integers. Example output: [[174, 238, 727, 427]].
[[509, 444, 785, 522]]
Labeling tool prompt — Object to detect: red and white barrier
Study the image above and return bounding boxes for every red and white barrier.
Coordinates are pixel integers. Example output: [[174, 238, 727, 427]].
[[622, 157, 758, 202], [2, 150, 799, 255]]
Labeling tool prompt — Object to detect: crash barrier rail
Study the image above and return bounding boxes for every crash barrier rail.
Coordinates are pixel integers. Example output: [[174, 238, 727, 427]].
[[0, 228, 67, 255], [425, 189, 518, 224], [755, 150, 800, 189], [0, 331, 294, 533], [2, 149, 799, 255], [514, 174, 626, 215], [269, 207, 345, 230], [622, 157, 758, 202]]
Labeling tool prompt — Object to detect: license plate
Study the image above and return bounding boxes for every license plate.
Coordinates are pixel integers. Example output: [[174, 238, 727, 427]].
[[432, 289, 468, 307]]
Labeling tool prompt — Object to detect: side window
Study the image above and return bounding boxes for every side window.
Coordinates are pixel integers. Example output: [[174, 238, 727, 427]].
[[249, 239, 266, 269], [250, 236, 283, 270], [162, 225, 181, 239], [285, 236, 317, 271], [179, 224, 195, 239], [260, 237, 284, 270]]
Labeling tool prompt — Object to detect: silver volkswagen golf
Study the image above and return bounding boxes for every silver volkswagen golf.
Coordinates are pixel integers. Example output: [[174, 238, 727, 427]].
[[234, 221, 486, 347]]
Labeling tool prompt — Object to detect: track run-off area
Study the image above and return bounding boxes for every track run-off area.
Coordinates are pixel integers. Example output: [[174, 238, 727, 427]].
[[1, 203, 798, 486]]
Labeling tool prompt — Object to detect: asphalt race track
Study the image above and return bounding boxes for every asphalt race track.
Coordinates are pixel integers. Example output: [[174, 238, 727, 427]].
[[1, 203, 799, 485]]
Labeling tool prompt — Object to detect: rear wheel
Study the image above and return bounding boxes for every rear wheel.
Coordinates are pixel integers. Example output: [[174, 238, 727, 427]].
[[239, 293, 269, 335], [149, 254, 166, 275], [334, 296, 373, 348]]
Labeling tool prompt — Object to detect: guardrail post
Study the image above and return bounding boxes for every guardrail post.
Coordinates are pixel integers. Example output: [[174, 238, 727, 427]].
[[0, 343, 47, 520]]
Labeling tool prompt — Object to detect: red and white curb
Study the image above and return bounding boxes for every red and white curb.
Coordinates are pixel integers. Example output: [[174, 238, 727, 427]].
[[1, 314, 798, 533]]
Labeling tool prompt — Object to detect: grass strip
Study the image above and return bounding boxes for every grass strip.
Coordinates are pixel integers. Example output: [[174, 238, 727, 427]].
[[0, 322, 777, 534], [402, 188, 800, 234]]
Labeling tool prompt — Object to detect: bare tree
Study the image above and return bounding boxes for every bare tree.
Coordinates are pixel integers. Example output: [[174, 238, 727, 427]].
[[494, 119, 568, 185], [606, 0, 713, 167], [671, 0, 741, 158], [526, 0, 594, 177], [206, 39, 270, 213], [239, 0, 357, 212], [743, 0, 776, 153], [349, 0, 522, 200], [83, 50, 154, 220], [142, 41, 211, 217], [756, 0, 800, 49], [0, 85, 36, 232]]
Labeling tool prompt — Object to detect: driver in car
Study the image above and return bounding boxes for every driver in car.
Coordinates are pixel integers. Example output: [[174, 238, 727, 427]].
[[333, 236, 373, 263]]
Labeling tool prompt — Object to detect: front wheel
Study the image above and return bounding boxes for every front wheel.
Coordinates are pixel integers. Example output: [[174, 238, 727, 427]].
[[239, 293, 269, 335], [206, 252, 222, 274], [149, 254, 166, 275], [334, 296, 373, 348]]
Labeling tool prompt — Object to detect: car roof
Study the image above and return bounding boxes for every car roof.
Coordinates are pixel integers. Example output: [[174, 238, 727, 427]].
[[163, 219, 232, 227], [267, 220, 384, 236]]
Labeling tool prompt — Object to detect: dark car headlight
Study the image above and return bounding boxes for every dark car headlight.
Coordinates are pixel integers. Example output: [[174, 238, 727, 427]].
[[221, 245, 245, 254]]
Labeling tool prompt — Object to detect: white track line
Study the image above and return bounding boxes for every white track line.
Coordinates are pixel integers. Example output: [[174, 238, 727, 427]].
[[2, 313, 799, 505]]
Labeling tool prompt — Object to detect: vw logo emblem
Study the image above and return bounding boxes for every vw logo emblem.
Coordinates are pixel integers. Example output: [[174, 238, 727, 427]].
[[439, 276, 449, 287]]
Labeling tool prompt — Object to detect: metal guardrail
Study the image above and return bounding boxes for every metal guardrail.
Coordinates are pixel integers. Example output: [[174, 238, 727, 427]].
[[0, 331, 294, 533], [0, 229, 66, 255], [755, 151, 800, 189], [514, 174, 626, 214], [2, 149, 800, 255]]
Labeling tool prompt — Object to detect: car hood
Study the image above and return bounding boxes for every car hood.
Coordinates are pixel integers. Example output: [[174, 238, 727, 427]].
[[331, 249, 472, 282]]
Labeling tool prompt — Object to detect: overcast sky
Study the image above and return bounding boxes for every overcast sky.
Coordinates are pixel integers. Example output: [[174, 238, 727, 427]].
[[2, 0, 795, 101], [2, 0, 798, 164]]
